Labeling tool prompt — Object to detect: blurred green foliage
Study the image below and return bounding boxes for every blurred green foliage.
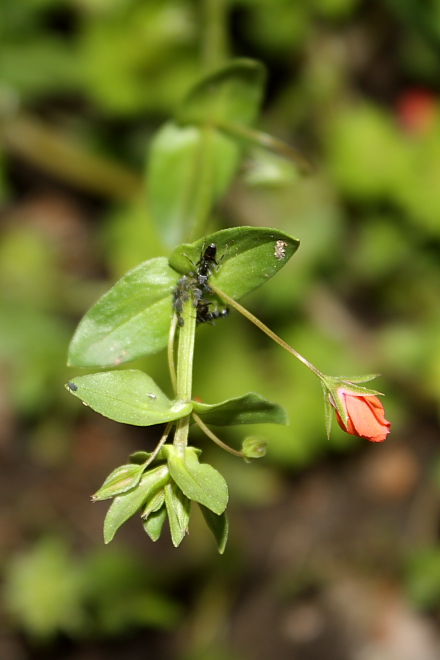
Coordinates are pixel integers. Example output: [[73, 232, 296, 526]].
[[2, 0, 440, 651]]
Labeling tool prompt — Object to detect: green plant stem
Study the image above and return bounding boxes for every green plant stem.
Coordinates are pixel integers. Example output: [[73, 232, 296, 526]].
[[217, 121, 314, 175], [173, 296, 197, 455], [192, 412, 244, 457], [143, 422, 173, 470], [202, 0, 229, 71], [210, 283, 325, 380], [168, 313, 178, 394], [187, 126, 215, 243]]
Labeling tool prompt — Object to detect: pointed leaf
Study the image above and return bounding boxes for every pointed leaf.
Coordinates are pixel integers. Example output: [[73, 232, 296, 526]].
[[163, 446, 228, 515], [92, 463, 146, 501], [142, 489, 167, 542], [147, 122, 240, 247], [164, 483, 191, 547], [192, 392, 288, 426], [68, 257, 179, 368], [142, 489, 166, 519], [143, 506, 167, 543], [130, 451, 151, 464], [103, 465, 169, 543], [65, 370, 192, 426], [176, 59, 266, 128], [169, 226, 299, 302], [199, 505, 228, 554]]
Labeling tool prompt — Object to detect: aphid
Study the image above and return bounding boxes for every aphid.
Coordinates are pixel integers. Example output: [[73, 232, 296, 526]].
[[147, 393, 157, 399], [274, 240, 288, 260], [67, 382, 78, 391], [173, 275, 192, 326]]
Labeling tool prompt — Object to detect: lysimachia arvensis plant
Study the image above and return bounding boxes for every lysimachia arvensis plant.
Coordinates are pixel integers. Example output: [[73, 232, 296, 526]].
[[66, 60, 390, 552]]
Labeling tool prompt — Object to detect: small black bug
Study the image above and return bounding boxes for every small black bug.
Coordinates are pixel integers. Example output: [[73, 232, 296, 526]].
[[196, 300, 229, 324], [67, 382, 78, 391]]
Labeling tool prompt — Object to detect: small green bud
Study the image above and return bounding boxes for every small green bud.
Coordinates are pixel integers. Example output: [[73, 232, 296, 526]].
[[242, 437, 267, 461]]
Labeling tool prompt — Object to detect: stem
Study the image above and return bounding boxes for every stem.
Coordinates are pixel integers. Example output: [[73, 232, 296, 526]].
[[192, 412, 244, 457], [210, 283, 325, 380], [217, 121, 314, 175], [168, 313, 178, 395], [173, 295, 197, 454], [202, 0, 229, 71], [143, 422, 173, 470]]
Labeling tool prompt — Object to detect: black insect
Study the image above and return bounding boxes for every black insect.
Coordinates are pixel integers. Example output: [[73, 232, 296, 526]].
[[196, 300, 229, 325], [67, 382, 78, 391], [195, 242, 220, 291]]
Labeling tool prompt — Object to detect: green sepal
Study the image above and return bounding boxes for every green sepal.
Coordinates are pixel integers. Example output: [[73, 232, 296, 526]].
[[322, 382, 333, 440], [103, 464, 169, 544], [176, 58, 266, 128], [162, 446, 228, 515], [169, 226, 299, 302], [192, 392, 288, 426], [92, 463, 146, 501], [339, 374, 381, 384], [242, 437, 267, 461], [164, 483, 191, 547], [199, 505, 228, 555], [65, 370, 192, 426], [67, 257, 179, 368]]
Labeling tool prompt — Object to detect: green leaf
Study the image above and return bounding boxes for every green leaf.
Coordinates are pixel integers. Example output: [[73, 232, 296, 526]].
[[142, 489, 167, 542], [65, 371, 192, 426], [147, 122, 240, 247], [163, 446, 228, 515], [169, 226, 299, 302], [92, 463, 146, 501], [192, 392, 288, 426], [129, 451, 151, 464], [143, 506, 167, 543], [199, 505, 228, 555], [176, 58, 266, 128], [142, 489, 166, 518], [164, 483, 191, 547], [103, 465, 169, 544], [67, 257, 179, 368]]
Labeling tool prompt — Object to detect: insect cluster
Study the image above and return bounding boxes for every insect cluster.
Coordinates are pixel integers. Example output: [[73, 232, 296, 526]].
[[173, 243, 230, 326]]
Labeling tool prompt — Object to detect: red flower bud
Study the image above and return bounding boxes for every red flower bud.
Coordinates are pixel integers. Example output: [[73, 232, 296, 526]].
[[334, 390, 390, 443]]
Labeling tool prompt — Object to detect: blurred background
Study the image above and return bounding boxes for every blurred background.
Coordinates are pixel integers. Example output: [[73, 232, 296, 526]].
[[2, 0, 440, 658]]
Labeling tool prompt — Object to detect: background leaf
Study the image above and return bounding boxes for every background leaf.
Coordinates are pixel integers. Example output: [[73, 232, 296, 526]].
[[176, 58, 266, 127], [192, 392, 288, 426], [147, 121, 240, 247], [65, 371, 192, 426], [67, 258, 179, 368]]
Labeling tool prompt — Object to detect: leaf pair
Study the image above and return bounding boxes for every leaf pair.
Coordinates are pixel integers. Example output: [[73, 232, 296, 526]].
[[66, 370, 287, 429], [68, 226, 299, 369]]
